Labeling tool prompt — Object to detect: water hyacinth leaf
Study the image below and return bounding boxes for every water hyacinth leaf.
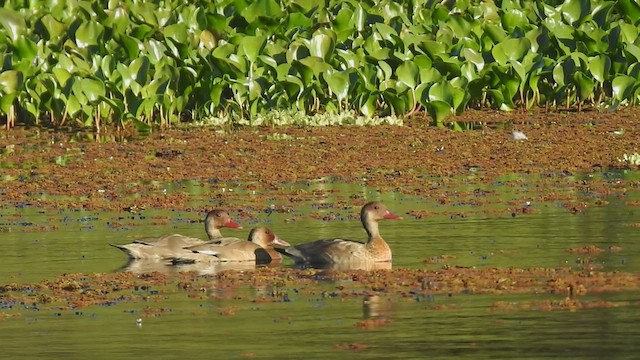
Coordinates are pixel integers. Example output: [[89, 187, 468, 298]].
[[333, 7, 354, 40], [352, 3, 366, 32], [453, 88, 471, 114], [374, 23, 398, 43], [425, 100, 451, 125], [397, 61, 419, 89], [323, 70, 350, 102], [52, 67, 72, 88], [111, 7, 130, 34], [588, 55, 611, 84], [37, 14, 65, 41], [625, 44, 640, 63], [0, 8, 26, 41], [120, 35, 141, 60], [163, 23, 188, 44], [359, 92, 378, 117], [378, 61, 393, 81], [502, 9, 529, 32], [562, 0, 589, 25], [419, 40, 446, 58], [299, 57, 332, 78], [282, 75, 303, 100], [242, 0, 283, 23], [617, 0, 640, 23], [553, 58, 575, 87], [80, 78, 105, 104], [129, 57, 150, 85], [13, 36, 38, 63], [310, 32, 335, 62], [75, 21, 104, 48], [428, 81, 454, 106], [463, 48, 484, 71], [573, 71, 595, 101], [146, 40, 167, 64], [612, 75, 636, 101], [492, 38, 530, 66], [619, 22, 639, 44], [240, 35, 267, 64], [0, 70, 23, 94], [483, 22, 507, 44]]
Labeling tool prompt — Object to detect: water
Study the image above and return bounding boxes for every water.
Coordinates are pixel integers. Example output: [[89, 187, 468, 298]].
[[1, 178, 639, 358]]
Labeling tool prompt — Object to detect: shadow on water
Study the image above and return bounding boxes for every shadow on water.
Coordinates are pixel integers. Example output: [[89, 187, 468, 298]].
[[1, 174, 640, 358]]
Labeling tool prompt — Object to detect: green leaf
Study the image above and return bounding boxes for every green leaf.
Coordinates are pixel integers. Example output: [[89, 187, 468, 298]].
[[163, 23, 188, 44], [37, 14, 65, 41], [242, 0, 283, 23], [0, 70, 23, 94], [240, 35, 267, 64], [425, 100, 451, 125], [13, 36, 37, 62], [0, 8, 26, 41], [492, 38, 530, 66], [323, 70, 350, 103], [502, 9, 529, 32], [573, 71, 595, 101], [588, 55, 611, 84], [299, 57, 332, 78], [130, 57, 150, 85], [0, 93, 17, 115], [397, 61, 419, 89], [119, 35, 141, 60], [309, 32, 335, 62], [463, 48, 484, 71], [617, 0, 640, 23], [612, 75, 636, 101], [428, 82, 454, 106], [75, 21, 104, 47], [562, 0, 589, 25]]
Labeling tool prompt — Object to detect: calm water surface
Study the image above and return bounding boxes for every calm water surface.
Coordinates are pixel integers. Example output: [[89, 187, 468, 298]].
[[1, 177, 639, 358]]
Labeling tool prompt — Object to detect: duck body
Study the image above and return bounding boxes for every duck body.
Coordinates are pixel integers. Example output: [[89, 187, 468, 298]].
[[111, 210, 242, 260], [172, 227, 289, 264], [280, 201, 400, 266]]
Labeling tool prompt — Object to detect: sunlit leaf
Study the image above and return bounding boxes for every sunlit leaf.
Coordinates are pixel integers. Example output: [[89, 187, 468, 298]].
[[0, 70, 23, 94], [425, 100, 451, 125], [309, 32, 335, 62], [240, 35, 267, 63], [397, 61, 419, 89], [323, 70, 350, 102], [562, 0, 589, 25], [75, 21, 104, 48], [588, 55, 611, 84], [0, 8, 26, 41], [612, 75, 636, 101]]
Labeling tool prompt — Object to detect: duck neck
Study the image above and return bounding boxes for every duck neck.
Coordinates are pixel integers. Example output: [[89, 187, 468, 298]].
[[363, 214, 381, 243], [206, 226, 223, 240]]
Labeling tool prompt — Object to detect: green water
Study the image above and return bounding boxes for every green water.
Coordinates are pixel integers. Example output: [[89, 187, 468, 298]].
[[1, 178, 639, 358]]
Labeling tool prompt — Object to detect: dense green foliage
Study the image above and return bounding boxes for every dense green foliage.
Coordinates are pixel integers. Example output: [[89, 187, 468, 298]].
[[1, 0, 639, 129]]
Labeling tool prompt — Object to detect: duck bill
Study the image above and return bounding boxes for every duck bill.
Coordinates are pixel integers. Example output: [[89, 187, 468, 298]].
[[225, 220, 243, 229], [384, 211, 402, 220], [273, 236, 290, 247]]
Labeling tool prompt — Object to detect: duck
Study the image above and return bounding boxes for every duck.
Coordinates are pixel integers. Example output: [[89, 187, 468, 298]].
[[278, 201, 401, 266], [110, 209, 243, 259], [171, 227, 290, 264]]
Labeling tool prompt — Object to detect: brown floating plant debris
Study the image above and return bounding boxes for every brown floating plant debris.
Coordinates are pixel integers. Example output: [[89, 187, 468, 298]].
[[566, 245, 605, 254], [1, 109, 640, 212], [0, 267, 639, 317]]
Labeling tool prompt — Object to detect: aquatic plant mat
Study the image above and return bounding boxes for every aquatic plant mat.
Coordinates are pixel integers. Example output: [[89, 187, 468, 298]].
[[2, 267, 639, 319]]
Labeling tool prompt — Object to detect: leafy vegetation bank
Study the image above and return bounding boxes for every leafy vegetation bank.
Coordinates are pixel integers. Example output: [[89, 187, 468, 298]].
[[1, 0, 639, 130]]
